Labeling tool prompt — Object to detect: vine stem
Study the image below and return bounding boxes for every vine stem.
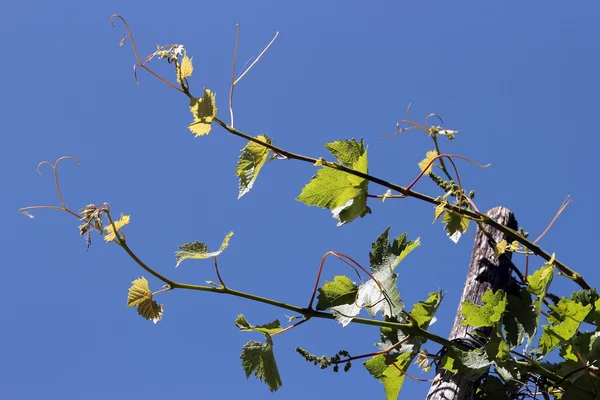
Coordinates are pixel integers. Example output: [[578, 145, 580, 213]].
[[211, 116, 590, 290]]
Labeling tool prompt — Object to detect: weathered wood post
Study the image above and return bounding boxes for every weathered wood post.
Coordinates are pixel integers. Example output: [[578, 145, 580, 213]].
[[426, 206, 518, 400]]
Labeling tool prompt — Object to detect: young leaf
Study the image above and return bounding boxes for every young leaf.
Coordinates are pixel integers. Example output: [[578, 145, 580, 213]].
[[316, 275, 359, 311], [441, 348, 491, 381], [433, 201, 447, 222], [235, 135, 272, 198], [127, 277, 152, 307], [495, 239, 508, 257], [418, 150, 438, 174], [410, 290, 444, 328], [177, 55, 193, 84], [527, 262, 554, 345], [297, 139, 369, 226], [240, 336, 282, 392], [538, 298, 591, 356], [364, 352, 412, 400], [175, 231, 233, 267], [234, 315, 282, 334], [104, 213, 130, 242], [442, 210, 470, 243], [370, 228, 420, 273], [188, 88, 217, 137], [127, 277, 163, 324], [461, 289, 507, 328]]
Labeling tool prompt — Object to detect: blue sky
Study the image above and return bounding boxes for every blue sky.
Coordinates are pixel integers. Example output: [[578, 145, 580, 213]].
[[3, 1, 600, 399]]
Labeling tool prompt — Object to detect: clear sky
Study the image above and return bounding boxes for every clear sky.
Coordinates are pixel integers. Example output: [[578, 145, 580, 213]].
[[3, 1, 600, 399]]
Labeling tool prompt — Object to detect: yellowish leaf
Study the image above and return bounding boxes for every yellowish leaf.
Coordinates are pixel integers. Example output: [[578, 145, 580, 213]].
[[382, 190, 392, 203], [177, 55, 193, 84], [433, 201, 447, 222], [188, 89, 217, 137], [104, 214, 130, 242], [137, 298, 163, 324], [418, 150, 438, 174], [509, 240, 521, 252], [495, 239, 508, 257], [127, 277, 152, 307]]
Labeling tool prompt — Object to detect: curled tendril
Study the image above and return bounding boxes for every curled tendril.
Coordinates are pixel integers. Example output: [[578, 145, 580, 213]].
[[424, 113, 444, 126], [110, 14, 184, 93], [19, 156, 83, 220]]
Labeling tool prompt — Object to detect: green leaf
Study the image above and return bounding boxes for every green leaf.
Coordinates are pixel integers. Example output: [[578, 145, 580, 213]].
[[127, 277, 152, 307], [461, 289, 507, 328], [175, 231, 233, 267], [433, 201, 447, 222], [127, 277, 163, 324], [240, 336, 282, 392], [316, 276, 358, 311], [503, 286, 537, 348], [410, 290, 444, 329], [571, 288, 600, 325], [441, 347, 491, 381], [442, 210, 470, 243], [188, 88, 217, 137], [538, 298, 591, 356], [370, 228, 420, 274], [235, 135, 272, 199], [527, 262, 554, 345], [297, 139, 370, 226], [324, 139, 365, 165], [364, 352, 412, 400], [234, 314, 282, 334]]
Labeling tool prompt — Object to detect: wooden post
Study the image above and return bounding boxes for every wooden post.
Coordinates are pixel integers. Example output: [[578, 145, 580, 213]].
[[426, 206, 518, 400]]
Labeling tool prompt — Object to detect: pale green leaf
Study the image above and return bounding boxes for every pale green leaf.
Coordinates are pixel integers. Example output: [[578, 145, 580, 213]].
[[418, 150, 438, 174], [324, 139, 365, 165], [127, 277, 152, 307], [236, 135, 272, 198], [495, 239, 508, 257], [175, 232, 233, 267], [316, 276, 358, 311], [234, 314, 282, 334], [177, 55, 193, 84], [188, 88, 217, 137], [370, 228, 420, 274], [104, 213, 130, 242], [461, 289, 507, 328], [364, 352, 412, 400], [433, 201, 447, 222], [527, 262, 554, 345], [441, 348, 491, 381], [538, 298, 591, 356], [410, 290, 444, 329], [442, 210, 470, 243], [240, 336, 282, 392]]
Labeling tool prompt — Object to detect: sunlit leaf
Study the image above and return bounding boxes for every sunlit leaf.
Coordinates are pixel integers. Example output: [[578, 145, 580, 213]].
[[442, 210, 470, 243], [297, 139, 370, 226], [370, 228, 420, 273], [411, 290, 444, 328], [104, 213, 130, 242], [364, 352, 412, 400], [127, 277, 152, 307], [316, 276, 358, 311], [234, 314, 282, 334], [495, 239, 508, 257], [137, 298, 163, 324], [177, 55, 193, 84], [538, 298, 591, 356], [441, 347, 491, 381], [236, 135, 272, 199], [461, 289, 507, 328], [433, 201, 447, 222], [188, 88, 217, 137], [240, 336, 282, 392], [175, 232, 233, 267], [527, 262, 554, 345], [418, 150, 438, 174]]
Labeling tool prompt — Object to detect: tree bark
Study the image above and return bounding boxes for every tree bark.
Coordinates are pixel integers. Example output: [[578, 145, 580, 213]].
[[426, 206, 518, 400]]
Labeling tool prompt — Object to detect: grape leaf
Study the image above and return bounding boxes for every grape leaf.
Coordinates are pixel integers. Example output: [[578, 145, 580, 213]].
[[418, 150, 438, 174], [364, 352, 412, 400], [433, 201, 447, 222], [316, 276, 358, 311], [441, 348, 491, 381], [495, 239, 508, 257], [177, 55, 193, 84], [175, 232, 233, 267], [127, 277, 152, 307], [235, 135, 272, 198], [503, 286, 537, 348], [538, 298, 591, 356], [410, 290, 444, 328], [370, 228, 420, 273], [526, 262, 554, 345], [571, 288, 600, 325], [297, 139, 370, 226], [234, 314, 282, 334], [461, 289, 507, 328], [104, 213, 130, 242], [188, 88, 217, 137], [126, 277, 163, 324], [441, 210, 470, 243], [240, 336, 282, 392]]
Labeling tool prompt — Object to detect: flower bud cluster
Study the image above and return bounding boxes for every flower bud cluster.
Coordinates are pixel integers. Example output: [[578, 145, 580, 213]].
[[296, 347, 352, 372]]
